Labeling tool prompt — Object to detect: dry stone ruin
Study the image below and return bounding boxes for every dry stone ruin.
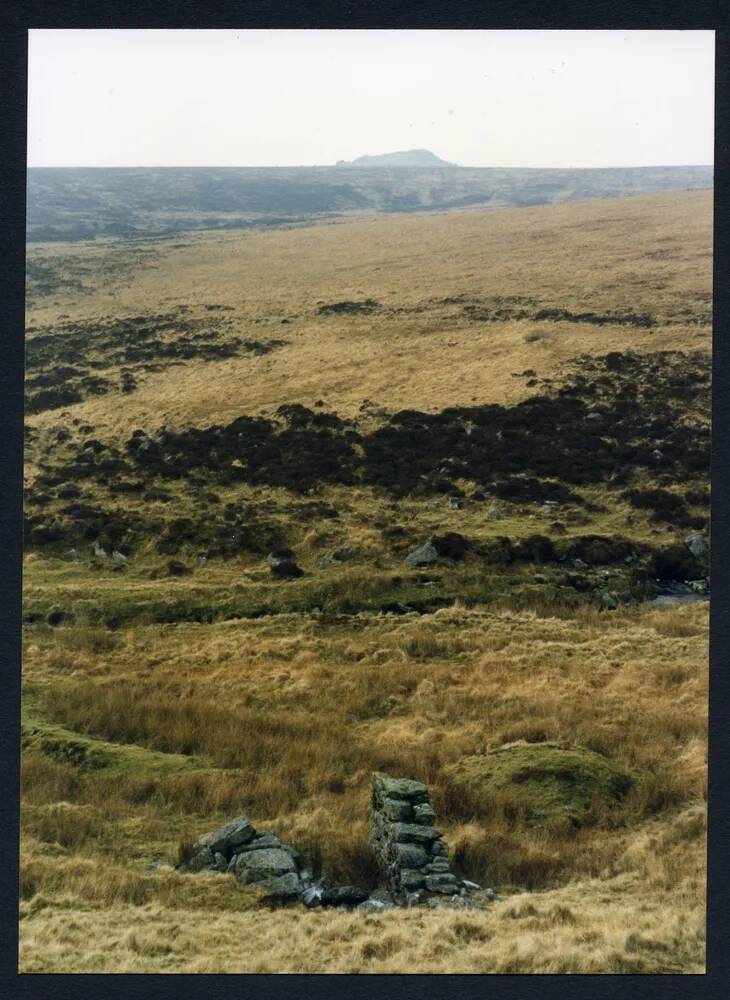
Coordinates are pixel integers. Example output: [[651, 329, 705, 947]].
[[177, 772, 490, 910], [370, 772, 480, 904]]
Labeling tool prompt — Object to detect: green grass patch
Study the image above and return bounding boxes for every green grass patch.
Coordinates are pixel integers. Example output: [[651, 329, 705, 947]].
[[22, 711, 207, 775], [442, 741, 635, 830]]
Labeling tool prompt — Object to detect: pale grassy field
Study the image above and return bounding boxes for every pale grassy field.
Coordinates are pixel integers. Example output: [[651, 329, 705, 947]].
[[26, 190, 711, 441], [21, 190, 711, 973]]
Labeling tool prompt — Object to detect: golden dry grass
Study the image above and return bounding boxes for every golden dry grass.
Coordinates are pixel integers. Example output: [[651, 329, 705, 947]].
[[20, 602, 708, 972], [26, 190, 712, 441], [21, 190, 711, 972]]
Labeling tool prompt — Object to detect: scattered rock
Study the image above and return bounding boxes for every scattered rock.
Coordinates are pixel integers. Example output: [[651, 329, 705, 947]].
[[260, 872, 302, 899], [357, 898, 395, 913], [300, 886, 323, 908], [405, 542, 439, 567], [235, 847, 297, 885], [684, 534, 708, 559]]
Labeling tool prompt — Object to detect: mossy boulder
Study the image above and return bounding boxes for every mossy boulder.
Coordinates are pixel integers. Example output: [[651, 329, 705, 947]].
[[443, 741, 633, 829]]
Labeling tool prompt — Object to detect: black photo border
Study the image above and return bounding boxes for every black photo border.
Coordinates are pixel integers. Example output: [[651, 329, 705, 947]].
[[1, 3, 728, 999]]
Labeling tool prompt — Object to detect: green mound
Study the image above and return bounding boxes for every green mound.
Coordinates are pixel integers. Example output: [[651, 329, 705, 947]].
[[22, 714, 206, 775], [443, 741, 634, 828]]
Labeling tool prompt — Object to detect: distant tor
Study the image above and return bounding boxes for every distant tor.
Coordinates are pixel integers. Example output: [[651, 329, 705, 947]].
[[337, 148, 457, 167]]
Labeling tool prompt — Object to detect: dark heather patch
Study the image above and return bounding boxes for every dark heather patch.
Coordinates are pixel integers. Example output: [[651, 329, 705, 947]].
[[317, 299, 380, 316], [36, 351, 709, 507], [458, 302, 655, 328], [24, 312, 287, 412]]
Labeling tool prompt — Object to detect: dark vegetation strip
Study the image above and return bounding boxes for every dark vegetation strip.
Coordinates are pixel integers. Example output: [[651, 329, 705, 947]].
[[25, 312, 286, 413], [37, 349, 706, 498]]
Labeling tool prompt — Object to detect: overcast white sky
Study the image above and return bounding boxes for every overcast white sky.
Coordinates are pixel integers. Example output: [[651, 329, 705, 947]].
[[28, 29, 714, 168]]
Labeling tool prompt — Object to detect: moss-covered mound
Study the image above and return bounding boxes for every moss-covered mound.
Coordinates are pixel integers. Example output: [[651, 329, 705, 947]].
[[443, 742, 633, 829]]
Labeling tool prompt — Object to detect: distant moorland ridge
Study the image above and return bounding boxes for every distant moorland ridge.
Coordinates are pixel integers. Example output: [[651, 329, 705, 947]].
[[26, 163, 713, 242], [336, 149, 456, 167]]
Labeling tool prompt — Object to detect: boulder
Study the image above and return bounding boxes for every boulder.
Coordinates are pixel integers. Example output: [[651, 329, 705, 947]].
[[357, 898, 395, 913], [430, 839, 449, 857], [300, 886, 323, 908], [199, 816, 255, 855], [236, 833, 281, 852], [259, 872, 302, 899], [684, 534, 708, 559], [405, 542, 439, 567], [399, 869, 427, 891], [369, 888, 395, 905], [427, 896, 482, 910], [266, 548, 295, 566], [235, 847, 297, 884], [187, 847, 216, 872], [425, 873, 460, 893], [425, 857, 451, 873]]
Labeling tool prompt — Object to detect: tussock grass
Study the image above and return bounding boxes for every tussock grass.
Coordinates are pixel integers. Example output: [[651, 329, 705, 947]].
[[21, 603, 707, 972], [18, 805, 706, 972], [20, 191, 710, 972]]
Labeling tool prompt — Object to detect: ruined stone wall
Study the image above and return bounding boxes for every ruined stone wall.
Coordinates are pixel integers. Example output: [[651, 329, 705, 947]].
[[178, 772, 487, 909], [180, 815, 306, 899], [370, 772, 477, 904]]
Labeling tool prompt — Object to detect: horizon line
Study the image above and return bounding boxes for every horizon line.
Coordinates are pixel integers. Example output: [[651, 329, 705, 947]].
[[26, 162, 715, 171]]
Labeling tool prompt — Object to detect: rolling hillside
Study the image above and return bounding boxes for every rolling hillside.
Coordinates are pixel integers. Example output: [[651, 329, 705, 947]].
[[21, 189, 711, 973]]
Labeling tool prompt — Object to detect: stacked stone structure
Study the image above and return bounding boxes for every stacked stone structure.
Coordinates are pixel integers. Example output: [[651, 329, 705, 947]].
[[179, 773, 487, 909], [370, 772, 479, 904]]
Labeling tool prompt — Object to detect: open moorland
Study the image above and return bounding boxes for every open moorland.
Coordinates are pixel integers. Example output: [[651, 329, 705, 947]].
[[21, 189, 711, 973]]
